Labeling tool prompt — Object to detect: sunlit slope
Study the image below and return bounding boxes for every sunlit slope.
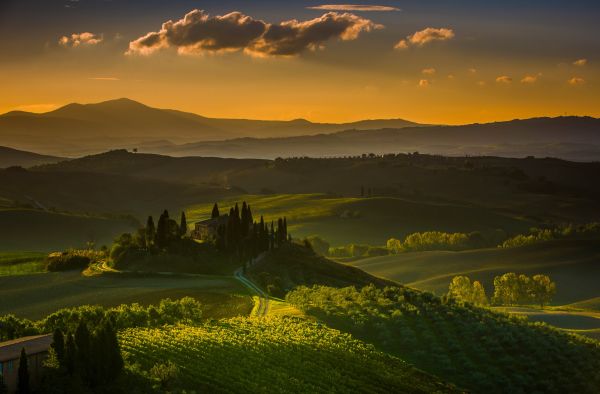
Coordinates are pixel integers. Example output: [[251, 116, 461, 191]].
[[186, 194, 534, 245], [349, 239, 600, 304], [0, 271, 251, 320], [119, 317, 458, 393]]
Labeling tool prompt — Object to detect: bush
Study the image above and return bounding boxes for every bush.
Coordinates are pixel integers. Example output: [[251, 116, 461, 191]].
[[45, 252, 91, 272]]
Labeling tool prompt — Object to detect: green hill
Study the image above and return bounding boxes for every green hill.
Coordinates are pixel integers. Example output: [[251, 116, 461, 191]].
[[348, 239, 600, 304], [119, 317, 457, 393], [0, 209, 137, 251]]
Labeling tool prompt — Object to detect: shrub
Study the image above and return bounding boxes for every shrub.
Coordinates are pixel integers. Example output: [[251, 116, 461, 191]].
[[45, 252, 91, 272]]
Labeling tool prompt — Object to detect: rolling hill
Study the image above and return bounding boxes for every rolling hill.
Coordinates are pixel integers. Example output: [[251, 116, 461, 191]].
[[0, 98, 420, 156], [0, 146, 65, 168], [348, 239, 600, 304]]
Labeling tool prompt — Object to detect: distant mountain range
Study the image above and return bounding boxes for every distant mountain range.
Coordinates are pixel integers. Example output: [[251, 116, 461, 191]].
[[144, 116, 600, 161], [1, 98, 599, 160], [0, 98, 421, 157]]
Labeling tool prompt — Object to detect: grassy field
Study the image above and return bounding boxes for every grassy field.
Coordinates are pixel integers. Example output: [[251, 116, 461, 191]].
[[119, 317, 457, 393], [0, 251, 46, 276], [0, 208, 137, 251], [348, 239, 600, 305], [186, 193, 535, 246], [0, 271, 252, 320]]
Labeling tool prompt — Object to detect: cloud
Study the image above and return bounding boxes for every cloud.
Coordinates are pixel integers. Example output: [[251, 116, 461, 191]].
[[418, 79, 429, 87], [89, 77, 120, 81], [573, 58, 587, 67], [395, 27, 454, 50], [495, 75, 512, 84], [520, 74, 539, 84], [568, 77, 585, 86], [127, 9, 382, 57], [421, 67, 436, 75], [58, 32, 103, 47], [468, 68, 477, 74], [307, 4, 400, 12]]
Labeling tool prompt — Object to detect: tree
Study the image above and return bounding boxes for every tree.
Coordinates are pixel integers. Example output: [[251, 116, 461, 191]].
[[211, 203, 220, 219], [155, 210, 169, 248], [472, 281, 489, 305], [531, 274, 556, 308], [75, 321, 91, 381], [305, 236, 330, 256], [64, 333, 76, 375], [179, 211, 187, 237], [448, 276, 473, 302], [146, 216, 155, 246], [17, 348, 29, 394], [493, 273, 520, 305], [52, 328, 65, 365]]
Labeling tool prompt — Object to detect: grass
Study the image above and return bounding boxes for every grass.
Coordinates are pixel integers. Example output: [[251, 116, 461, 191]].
[[348, 239, 600, 305], [0, 251, 46, 276], [119, 317, 458, 393], [186, 193, 535, 245], [0, 270, 252, 320]]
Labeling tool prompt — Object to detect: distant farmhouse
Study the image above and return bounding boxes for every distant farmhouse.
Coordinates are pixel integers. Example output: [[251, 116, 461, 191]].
[[0, 334, 52, 392], [192, 214, 229, 241]]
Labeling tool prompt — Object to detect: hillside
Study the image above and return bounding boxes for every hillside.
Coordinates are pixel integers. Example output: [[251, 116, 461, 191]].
[[349, 239, 600, 304], [119, 317, 457, 393], [160, 116, 600, 160], [0, 146, 65, 168], [0, 98, 420, 156]]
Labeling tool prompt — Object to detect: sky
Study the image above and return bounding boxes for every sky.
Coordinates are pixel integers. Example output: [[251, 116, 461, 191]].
[[0, 0, 598, 124]]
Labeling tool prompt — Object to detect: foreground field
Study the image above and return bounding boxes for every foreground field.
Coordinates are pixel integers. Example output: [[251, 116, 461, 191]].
[[0, 271, 252, 320], [186, 193, 534, 245], [349, 239, 600, 304], [119, 317, 457, 393]]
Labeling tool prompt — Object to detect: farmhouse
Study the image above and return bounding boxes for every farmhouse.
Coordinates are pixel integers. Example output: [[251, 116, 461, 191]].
[[191, 215, 229, 241], [0, 334, 52, 392]]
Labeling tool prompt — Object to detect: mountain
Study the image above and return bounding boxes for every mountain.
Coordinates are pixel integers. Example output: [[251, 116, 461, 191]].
[[0, 146, 65, 168], [0, 98, 421, 156], [156, 116, 600, 161]]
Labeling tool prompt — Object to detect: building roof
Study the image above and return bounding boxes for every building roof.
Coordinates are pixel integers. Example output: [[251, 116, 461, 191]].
[[0, 334, 52, 362], [196, 214, 229, 227]]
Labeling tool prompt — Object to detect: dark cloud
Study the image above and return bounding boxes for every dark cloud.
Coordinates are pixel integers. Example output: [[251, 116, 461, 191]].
[[127, 9, 381, 57]]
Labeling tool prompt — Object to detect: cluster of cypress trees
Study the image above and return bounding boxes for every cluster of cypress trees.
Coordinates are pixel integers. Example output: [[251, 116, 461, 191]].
[[145, 210, 188, 249], [213, 202, 290, 258], [51, 320, 123, 388]]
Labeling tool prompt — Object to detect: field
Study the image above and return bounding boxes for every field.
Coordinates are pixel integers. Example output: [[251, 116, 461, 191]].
[[119, 316, 457, 393], [0, 271, 252, 320], [348, 239, 600, 304], [186, 193, 535, 246], [0, 208, 137, 251], [0, 251, 46, 276]]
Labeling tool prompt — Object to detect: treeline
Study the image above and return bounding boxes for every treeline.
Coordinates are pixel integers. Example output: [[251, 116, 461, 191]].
[[211, 202, 290, 259], [287, 285, 600, 393], [447, 273, 556, 308], [500, 222, 600, 248], [45, 320, 123, 390], [0, 298, 203, 342]]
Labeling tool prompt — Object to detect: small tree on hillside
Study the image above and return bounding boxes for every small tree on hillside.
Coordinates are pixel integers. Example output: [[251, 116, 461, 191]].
[[17, 348, 29, 394], [472, 281, 489, 305]]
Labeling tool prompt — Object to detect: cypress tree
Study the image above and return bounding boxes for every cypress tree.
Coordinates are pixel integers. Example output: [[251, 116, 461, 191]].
[[211, 203, 220, 219], [52, 328, 65, 365], [283, 217, 288, 241], [17, 348, 29, 394], [179, 211, 187, 237], [277, 218, 284, 246], [75, 321, 91, 382], [64, 333, 76, 375], [155, 210, 169, 248], [269, 221, 275, 250], [104, 321, 124, 379], [146, 216, 155, 246]]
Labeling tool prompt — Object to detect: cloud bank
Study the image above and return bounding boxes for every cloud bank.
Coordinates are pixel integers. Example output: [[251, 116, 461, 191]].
[[395, 27, 454, 49], [127, 9, 382, 57], [59, 32, 103, 47], [307, 4, 400, 12], [496, 75, 512, 84], [573, 58, 587, 67], [568, 77, 585, 86]]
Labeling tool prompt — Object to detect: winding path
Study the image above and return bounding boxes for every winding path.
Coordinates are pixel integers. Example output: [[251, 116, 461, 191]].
[[234, 267, 270, 317]]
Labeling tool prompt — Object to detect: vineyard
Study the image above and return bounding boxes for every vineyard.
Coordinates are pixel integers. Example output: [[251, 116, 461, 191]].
[[287, 285, 600, 394], [119, 316, 458, 393]]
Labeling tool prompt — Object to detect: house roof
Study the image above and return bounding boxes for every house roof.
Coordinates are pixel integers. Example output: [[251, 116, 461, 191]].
[[196, 214, 229, 227], [0, 334, 53, 362]]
